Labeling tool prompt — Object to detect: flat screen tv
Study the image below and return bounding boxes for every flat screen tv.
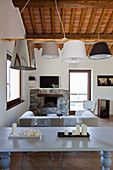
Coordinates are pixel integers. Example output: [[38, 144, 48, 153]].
[[40, 76, 59, 88]]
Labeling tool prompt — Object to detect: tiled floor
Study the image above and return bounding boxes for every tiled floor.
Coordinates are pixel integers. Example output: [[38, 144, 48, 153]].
[[1, 117, 113, 170]]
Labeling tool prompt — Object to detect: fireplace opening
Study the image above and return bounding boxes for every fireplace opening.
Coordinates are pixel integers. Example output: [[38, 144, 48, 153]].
[[44, 97, 57, 107]]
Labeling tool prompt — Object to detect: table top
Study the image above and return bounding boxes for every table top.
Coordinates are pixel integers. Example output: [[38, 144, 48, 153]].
[[0, 127, 113, 152]]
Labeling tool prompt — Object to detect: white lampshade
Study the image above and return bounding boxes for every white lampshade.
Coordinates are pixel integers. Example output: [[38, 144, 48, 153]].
[[62, 40, 87, 63], [10, 40, 36, 70], [42, 41, 59, 58]]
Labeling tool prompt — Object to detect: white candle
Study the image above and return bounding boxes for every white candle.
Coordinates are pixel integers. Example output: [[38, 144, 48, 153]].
[[76, 125, 80, 135], [81, 124, 87, 135], [26, 129, 30, 136], [64, 129, 68, 135], [72, 130, 76, 135], [34, 130, 40, 137], [23, 129, 27, 136], [30, 129, 34, 136], [12, 123, 17, 136]]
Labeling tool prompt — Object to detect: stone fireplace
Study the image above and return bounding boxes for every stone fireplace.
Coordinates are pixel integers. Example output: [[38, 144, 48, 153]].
[[44, 97, 57, 107], [30, 89, 69, 116]]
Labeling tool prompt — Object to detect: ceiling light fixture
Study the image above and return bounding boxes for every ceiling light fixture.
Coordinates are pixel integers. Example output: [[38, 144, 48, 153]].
[[62, 40, 87, 63], [88, 42, 112, 60], [10, 40, 36, 70], [41, 41, 59, 59], [54, 0, 87, 63]]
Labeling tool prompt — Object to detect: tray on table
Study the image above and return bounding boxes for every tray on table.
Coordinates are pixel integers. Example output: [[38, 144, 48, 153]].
[[8, 133, 42, 139], [57, 132, 90, 137]]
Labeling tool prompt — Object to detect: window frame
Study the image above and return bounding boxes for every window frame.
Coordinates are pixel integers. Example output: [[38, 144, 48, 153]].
[[69, 70, 91, 115], [6, 53, 23, 110]]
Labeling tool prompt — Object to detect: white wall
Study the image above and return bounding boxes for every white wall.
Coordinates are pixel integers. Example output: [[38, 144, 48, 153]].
[[33, 49, 69, 89], [33, 48, 113, 115], [69, 58, 113, 114], [0, 0, 30, 127]]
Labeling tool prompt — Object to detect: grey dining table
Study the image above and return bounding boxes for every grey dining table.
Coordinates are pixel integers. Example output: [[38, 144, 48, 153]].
[[0, 127, 113, 170]]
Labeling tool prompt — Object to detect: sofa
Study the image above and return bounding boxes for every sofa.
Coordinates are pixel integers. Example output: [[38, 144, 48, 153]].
[[19, 110, 99, 127]]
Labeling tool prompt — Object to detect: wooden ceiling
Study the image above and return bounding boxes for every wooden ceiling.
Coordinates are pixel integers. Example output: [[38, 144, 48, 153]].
[[12, 0, 113, 55]]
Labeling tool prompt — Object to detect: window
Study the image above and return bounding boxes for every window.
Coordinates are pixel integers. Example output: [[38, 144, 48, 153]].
[[69, 70, 91, 115], [7, 53, 22, 110]]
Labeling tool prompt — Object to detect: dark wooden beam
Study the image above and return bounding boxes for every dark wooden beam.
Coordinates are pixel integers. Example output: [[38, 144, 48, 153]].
[[95, 9, 106, 34], [36, 43, 40, 50], [86, 8, 96, 34], [103, 12, 113, 34], [40, 8, 46, 33], [69, 8, 75, 34], [12, 0, 113, 9], [51, 8, 55, 34], [29, 8, 37, 34], [78, 8, 86, 34], [86, 44, 93, 56], [61, 8, 64, 34]]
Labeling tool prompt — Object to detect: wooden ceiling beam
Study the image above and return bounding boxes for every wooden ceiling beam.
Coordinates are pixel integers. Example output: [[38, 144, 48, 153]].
[[51, 8, 55, 34], [78, 8, 86, 34], [59, 44, 63, 50], [2, 35, 113, 44], [12, 0, 113, 9], [29, 8, 37, 34], [95, 9, 106, 34], [23, 33, 113, 42], [70, 8, 75, 34], [40, 8, 46, 33], [86, 44, 93, 56], [86, 8, 96, 34], [110, 45, 113, 50], [103, 12, 113, 34], [61, 8, 64, 34], [36, 43, 40, 50]]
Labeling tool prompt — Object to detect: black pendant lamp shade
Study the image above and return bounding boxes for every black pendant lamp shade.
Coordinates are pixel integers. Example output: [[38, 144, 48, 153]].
[[88, 42, 112, 60]]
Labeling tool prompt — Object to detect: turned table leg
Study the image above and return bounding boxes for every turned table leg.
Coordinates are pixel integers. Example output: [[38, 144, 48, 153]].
[[101, 151, 112, 170], [0, 152, 11, 170]]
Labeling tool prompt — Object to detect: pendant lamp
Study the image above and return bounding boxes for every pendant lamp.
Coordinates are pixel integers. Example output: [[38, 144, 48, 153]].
[[62, 40, 87, 63], [41, 41, 59, 58], [10, 40, 36, 70], [88, 42, 112, 60]]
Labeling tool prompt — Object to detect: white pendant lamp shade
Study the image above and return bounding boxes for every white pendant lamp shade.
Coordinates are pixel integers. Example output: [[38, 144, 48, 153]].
[[62, 40, 87, 63], [42, 41, 59, 58], [10, 40, 36, 70]]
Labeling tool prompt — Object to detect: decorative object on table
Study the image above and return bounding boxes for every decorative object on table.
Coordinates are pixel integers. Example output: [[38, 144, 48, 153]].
[[12, 123, 17, 136], [81, 124, 87, 135], [76, 125, 80, 135], [9, 128, 41, 138], [58, 124, 90, 137], [57, 132, 90, 137], [72, 130, 76, 135], [64, 129, 68, 135], [98, 99, 110, 118], [97, 75, 113, 86]]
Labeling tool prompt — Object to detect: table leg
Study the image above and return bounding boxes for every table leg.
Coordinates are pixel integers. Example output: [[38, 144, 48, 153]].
[[101, 151, 112, 170], [0, 152, 11, 170]]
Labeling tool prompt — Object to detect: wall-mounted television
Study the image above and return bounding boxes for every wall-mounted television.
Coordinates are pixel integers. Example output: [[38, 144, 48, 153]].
[[40, 76, 59, 88]]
